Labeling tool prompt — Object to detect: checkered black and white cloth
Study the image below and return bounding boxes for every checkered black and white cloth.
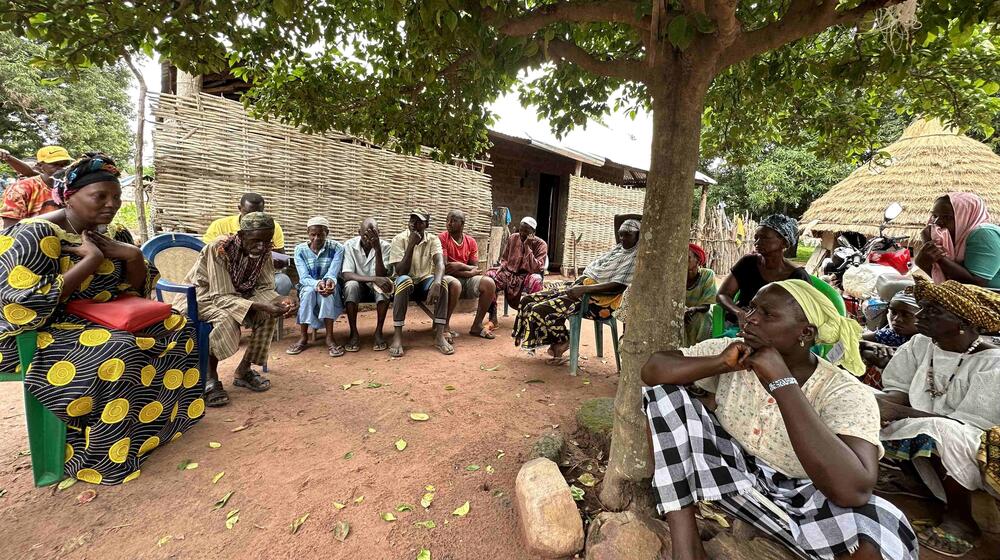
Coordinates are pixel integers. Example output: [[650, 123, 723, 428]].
[[643, 383, 918, 560]]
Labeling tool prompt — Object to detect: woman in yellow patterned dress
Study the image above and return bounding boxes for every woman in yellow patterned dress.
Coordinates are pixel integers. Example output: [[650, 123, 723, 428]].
[[0, 154, 204, 485]]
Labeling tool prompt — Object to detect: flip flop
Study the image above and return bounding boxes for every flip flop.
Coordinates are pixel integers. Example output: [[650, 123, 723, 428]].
[[917, 526, 974, 558], [470, 327, 496, 339], [328, 344, 345, 357], [546, 356, 569, 366], [285, 341, 308, 355], [344, 340, 361, 353], [434, 342, 455, 356], [373, 341, 388, 352], [233, 369, 271, 392], [204, 382, 230, 407]]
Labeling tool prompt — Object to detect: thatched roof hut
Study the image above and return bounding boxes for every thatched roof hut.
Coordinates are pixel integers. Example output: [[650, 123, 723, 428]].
[[802, 118, 1000, 237]]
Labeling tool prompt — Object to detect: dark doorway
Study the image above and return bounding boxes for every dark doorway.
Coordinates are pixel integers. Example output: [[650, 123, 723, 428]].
[[536, 173, 561, 268]]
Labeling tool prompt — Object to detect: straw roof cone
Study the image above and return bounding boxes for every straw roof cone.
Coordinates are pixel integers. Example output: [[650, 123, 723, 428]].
[[802, 118, 1000, 237]]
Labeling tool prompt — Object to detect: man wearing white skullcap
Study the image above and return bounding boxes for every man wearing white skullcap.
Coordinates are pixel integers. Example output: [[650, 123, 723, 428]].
[[286, 216, 346, 357], [484, 216, 549, 324]]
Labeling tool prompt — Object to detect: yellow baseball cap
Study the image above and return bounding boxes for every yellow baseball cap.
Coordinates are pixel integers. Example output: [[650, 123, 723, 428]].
[[36, 146, 71, 164]]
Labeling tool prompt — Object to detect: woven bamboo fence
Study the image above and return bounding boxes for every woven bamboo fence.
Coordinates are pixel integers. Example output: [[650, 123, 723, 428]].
[[562, 175, 645, 272], [150, 93, 493, 251], [691, 205, 757, 276]]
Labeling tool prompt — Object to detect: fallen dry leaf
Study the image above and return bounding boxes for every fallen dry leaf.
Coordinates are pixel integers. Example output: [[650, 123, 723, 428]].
[[444, 384, 456, 391], [420, 492, 434, 508], [76, 489, 97, 505], [212, 471, 225, 484], [496, 450, 505, 460], [343, 451, 354, 460], [208, 442, 222, 449], [479, 364, 501, 372], [409, 412, 430, 421], [213, 491, 235, 510], [353, 495, 365, 504], [380, 512, 397, 522], [452, 501, 470, 517], [231, 425, 248, 433], [290, 513, 310, 534], [425, 485, 435, 492], [395, 439, 407, 451], [396, 503, 413, 512], [465, 464, 480, 471], [57, 478, 77, 491], [185, 462, 199, 470], [331, 520, 350, 542], [485, 465, 495, 474], [578, 473, 597, 487], [417, 547, 432, 560], [414, 520, 436, 529], [367, 427, 376, 433], [333, 502, 346, 510], [226, 509, 240, 529], [156, 536, 172, 547]]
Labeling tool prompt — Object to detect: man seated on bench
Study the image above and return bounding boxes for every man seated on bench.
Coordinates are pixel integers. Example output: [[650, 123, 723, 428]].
[[185, 212, 298, 406], [342, 218, 393, 352], [440, 209, 497, 341], [286, 216, 345, 358], [485, 216, 548, 324], [387, 210, 453, 357], [203, 192, 293, 297]]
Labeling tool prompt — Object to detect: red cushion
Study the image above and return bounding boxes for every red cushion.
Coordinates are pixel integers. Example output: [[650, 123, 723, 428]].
[[66, 295, 173, 333]]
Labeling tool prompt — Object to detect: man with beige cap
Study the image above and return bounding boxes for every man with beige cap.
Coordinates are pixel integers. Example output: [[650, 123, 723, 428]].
[[0, 145, 72, 227]]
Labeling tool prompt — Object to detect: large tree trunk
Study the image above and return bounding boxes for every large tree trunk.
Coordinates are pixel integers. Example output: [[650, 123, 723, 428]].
[[600, 65, 712, 512]]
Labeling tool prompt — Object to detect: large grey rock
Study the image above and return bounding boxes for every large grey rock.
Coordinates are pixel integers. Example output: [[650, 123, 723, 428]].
[[585, 511, 665, 560], [530, 432, 565, 463], [515, 458, 585, 558], [576, 397, 615, 454]]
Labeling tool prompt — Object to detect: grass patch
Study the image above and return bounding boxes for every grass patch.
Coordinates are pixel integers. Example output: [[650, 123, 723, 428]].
[[793, 244, 816, 265]]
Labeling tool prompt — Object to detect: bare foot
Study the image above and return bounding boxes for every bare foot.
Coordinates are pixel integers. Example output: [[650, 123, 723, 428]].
[[549, 341, 569, 358], [389, 332, 404, 358]]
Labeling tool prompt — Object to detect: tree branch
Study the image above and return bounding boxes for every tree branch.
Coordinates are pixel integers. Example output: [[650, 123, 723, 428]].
[[546, 39, 647, 82], [493, 0, 648, 36], [719, 0, 907, 70]]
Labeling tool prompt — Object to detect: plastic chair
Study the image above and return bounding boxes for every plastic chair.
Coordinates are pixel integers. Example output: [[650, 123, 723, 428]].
[[0, 331, 67, 487], [568, 294, 621, 376], [141, 233, 216, 376], [709, 275, 846, 357]]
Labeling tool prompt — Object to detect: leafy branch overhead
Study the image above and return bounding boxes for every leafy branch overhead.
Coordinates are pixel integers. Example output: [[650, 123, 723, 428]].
[[1, 1, 996, 161]]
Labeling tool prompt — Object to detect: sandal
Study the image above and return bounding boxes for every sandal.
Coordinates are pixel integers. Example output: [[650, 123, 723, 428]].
[[917, 526, 974, 558], [328, 344, 345, 357], [344, 340, 361, 353], [434, 341, 455, 356], [205, 381, 230, 407], [285, 341, 308, 355], [233, 369, 271, 392], [546, 356, 569, 366], [470, 327, 496, 340], [373, 340, 388, 352]]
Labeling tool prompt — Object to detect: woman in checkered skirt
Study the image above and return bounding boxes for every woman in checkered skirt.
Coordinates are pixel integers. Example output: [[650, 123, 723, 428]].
[[641, 280, 917, 559]]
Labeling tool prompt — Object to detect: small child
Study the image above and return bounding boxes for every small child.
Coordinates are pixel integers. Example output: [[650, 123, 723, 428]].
[[860, 290, 919, 388]]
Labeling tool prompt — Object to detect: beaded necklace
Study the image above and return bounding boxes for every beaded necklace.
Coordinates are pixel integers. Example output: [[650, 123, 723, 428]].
[[926, 337, 982, 399]]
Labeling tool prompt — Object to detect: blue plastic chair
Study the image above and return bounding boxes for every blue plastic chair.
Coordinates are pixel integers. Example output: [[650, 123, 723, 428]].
[[140, 233, 214, 378], [568, 294, 621, 376]]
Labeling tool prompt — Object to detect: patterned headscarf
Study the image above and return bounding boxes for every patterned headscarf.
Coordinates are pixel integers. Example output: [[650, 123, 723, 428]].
[[759, 214, 799, 247], [619, 219, 641, 233], [217, 212, 275, 296], [688, 243, 707, 266], [51, 154, 121, 205], [912, 276, 1000, 332]]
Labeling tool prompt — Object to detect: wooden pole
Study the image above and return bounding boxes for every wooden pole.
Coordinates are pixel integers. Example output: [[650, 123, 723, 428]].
[[125, 55, 149, 243], [695, 182, 709, 240]]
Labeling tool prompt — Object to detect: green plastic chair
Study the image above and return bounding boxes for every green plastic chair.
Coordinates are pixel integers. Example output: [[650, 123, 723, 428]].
[[709, 275, 846, 357], [568, 294, 621, 376], [0, 331, 66, 487]]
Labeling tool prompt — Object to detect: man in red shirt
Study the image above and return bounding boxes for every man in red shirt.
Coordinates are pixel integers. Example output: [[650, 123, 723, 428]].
[[0, 145, 71, 228], [439, 209, 497, 340]]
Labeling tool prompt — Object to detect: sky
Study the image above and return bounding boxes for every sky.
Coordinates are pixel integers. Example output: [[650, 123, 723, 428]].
[[131, 57, 656, 169]]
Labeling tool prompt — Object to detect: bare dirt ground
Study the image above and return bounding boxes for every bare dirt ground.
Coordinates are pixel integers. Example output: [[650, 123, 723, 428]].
[[1, 305, 620, 560], [2, 305, 996, 560]]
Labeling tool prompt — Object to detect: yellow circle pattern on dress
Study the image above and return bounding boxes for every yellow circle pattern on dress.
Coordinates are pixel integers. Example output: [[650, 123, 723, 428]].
[[79, 275, 93, 292], [169, 402, 179, 422], [100, 398, 129, 424], [97, 358, 126, 382], [80, 328, 112, 347], [93, 290, 112, 302], [38, 283, 51, 295], [108, 437, 131, 464], [136, 337, 155, 350], [76, 468, 102, 485], [0, 235, 14, 255], [187, 398, 205, 419], [138, 436, 159, 456], [97, 259, 116, 275], [138, 400, 163, 423], [65, 443, 73, 463], [3, 303, 37, 325], [171, 432, 183, 442], [67, 396, 93, 417], [185, 338, 194, 354], [183, 368, 200, 389], [47, 361, 76, 386], [37, 331, 54, 349], [85, 426, 91, 448], [59, 256, 72, 273], [7, 265, 40, 289], [164, 314, 182, 330], [123, 470, 141, 483], [140, 364, 156, 386], [40, 236, 62, 259], [163, 368, 183, 390], [158, 341, 177, 357]]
